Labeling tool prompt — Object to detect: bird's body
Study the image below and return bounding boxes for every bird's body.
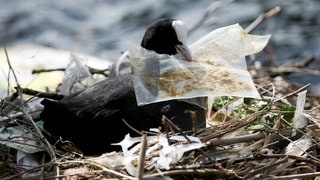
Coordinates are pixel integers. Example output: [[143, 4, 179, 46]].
[[41, 18, 204, 155]]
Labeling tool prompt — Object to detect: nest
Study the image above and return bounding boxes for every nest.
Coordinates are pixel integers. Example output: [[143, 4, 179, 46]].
[[1, 51, 320, 180]]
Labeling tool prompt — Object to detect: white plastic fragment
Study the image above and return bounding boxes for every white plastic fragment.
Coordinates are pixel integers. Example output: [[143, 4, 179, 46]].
[[16, 151, 42, 178], [89, 152, 124, 168], [293, 90, 307, 129], [111, 133, 204, 176], [61, 54, 95, 95], [111, 134, 141, 156], [0, 44, 112, 98], [157, 136, 204, 170], [285, 135, 311, 156], [129, 24, 271, 105], [0, 126, 44, 153]]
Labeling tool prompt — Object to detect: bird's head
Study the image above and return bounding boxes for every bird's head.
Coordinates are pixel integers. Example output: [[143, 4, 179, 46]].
[[141, 18, 192, 61]]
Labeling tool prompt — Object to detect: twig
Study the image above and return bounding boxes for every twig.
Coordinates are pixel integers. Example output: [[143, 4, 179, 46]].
[[3, 101, 59, 177], [162, 115, 192, 143], [275, 83, 311, 102], [15, 87, 64, 100], [265, 172, 320, 180], [267, 67, 320, 76], [1, 160, 57, 180], [206, 132, 266, 146], [244, 156, 288, 179], [32, 67, 109, 76], [245, 6, 281, 33], [185, 110, 198, 135], [189, 0, 234, 34], [200, 112, 263, 142], [32, 68, 65, 74], [282, 55, 315, 68], [122, 118, 143, 136], [144, 168, 236, 179], [68, 160, 135, 179], [259, 154, 320, 166], [231, 153, 320, 168], [4, 48, 21, 96], [137, 134, 147, 180]]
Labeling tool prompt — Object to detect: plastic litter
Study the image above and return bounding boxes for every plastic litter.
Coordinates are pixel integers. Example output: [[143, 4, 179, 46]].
[[129, 24, 271, 105]]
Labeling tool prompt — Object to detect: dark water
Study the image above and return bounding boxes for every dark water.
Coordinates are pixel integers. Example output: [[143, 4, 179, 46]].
[[0, 0, 319, 92]]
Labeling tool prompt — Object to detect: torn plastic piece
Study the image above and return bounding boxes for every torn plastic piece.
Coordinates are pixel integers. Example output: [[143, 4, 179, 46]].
[[60, 54, 94, 95], [285, 135, 311, 157], [293, 90, 307, 129], [0, 125, 45, 153], [129, 24, 271, 105], [112, 133, 204, 175]]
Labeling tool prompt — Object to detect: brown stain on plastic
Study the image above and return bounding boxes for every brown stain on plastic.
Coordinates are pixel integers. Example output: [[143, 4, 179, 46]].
[[159, 68, 195, 97], [157, 61, 253, 97]]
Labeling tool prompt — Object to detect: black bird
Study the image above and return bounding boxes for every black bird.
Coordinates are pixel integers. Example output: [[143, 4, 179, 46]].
[[40, 18, 204, 155], [141, 18, 192, 61]]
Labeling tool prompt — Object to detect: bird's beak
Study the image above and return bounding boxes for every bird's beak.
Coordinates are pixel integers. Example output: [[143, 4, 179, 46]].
[[175, 44, 192, 61]]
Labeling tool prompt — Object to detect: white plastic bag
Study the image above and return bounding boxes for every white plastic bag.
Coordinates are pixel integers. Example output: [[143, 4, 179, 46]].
[[129, 24, 270, 105]]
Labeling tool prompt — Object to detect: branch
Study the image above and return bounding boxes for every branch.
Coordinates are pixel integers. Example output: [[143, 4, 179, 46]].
[[206, 132, 266, 146], [245, 6, 281, 33], [189, 0, 233, 34], [32, 67, 109, 76], [267, 67, 320, 76], [15, 87, 64, 100], [136, 134, 147, 180]]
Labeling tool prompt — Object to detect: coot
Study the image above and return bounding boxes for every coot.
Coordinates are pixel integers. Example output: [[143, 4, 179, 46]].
[[41, 18, 205, 155]]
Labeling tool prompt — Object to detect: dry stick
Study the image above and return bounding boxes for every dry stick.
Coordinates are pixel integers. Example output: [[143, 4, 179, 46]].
[[275, 83, 311, 103], [122, 118, 143, 136], [200, 111, 264, 142], [144, 168, 236, 179], [0, 138, 47, 150], [163, 115, 192, 143], [4, 48, 21, 96], [245, 6, 281, 33], [5, 101, 59, 172], [1, 160, 56, 180], [16, 87, 64, 100], [3, 49, 59, 178], [68, 160, 135, 180], [32, 68, 65, 74], [137, 134, 147, 180], [244, 156, 288, 179], [32, 67, 109, 76], [230, 153, 320, 168], [283, 55, 315, 68], [206, 132, 266, 146], [40, 154, 46, 180], [261, 154, 320, 167], [265, 172, 320, 180], [267, 56, 316, 76], [189, 0, 234, 34], [184, 110, 198, 135], [268, 67, 320, 76]]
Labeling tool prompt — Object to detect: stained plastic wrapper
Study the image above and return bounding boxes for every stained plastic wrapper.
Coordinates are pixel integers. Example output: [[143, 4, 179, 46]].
[[129, 24, 271, 105]]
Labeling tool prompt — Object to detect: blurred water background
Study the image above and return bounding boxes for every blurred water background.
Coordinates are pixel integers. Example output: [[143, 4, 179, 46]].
[[0, 0, 319, 92]]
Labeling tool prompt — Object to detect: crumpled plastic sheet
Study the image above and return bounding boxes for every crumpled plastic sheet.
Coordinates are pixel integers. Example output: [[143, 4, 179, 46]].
[[129, 24, 271, 106], [0, 125, 45, 153], [60, 54, 95, 95], [109, 133, 204, 176]]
